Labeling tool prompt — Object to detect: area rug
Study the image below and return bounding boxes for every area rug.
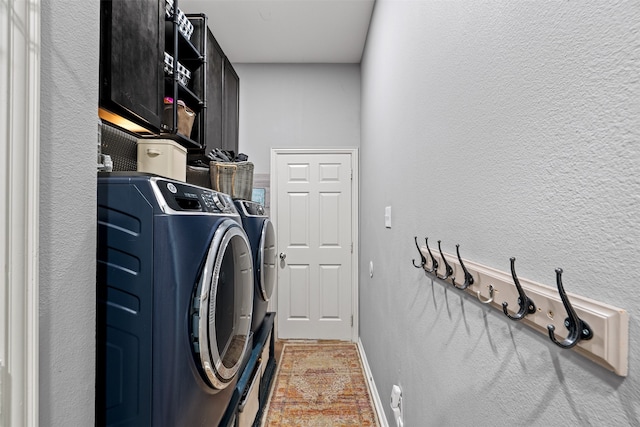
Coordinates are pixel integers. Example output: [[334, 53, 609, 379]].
[[261, 342, 379, 426]]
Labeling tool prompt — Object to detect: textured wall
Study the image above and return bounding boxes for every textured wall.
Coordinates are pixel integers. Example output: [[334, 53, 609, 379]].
[[40, 0, 99, 425], [360, 1, 640, 425], [235, 64, 361, 174]]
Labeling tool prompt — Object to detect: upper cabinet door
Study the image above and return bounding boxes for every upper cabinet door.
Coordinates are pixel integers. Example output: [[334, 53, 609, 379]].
[[222, 58, 239, 154], [198, 27, 225, 155], [99, 0, 163, 132]]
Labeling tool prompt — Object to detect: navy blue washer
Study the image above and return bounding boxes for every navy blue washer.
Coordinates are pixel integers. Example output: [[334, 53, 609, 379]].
[[97, 173, 254, 427]]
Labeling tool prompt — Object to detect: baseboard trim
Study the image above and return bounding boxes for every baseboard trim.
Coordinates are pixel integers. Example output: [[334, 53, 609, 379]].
[[357, 338, 389, 427]]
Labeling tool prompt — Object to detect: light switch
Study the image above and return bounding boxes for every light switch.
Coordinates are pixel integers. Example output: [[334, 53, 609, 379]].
[[385, 206, 392, 228]]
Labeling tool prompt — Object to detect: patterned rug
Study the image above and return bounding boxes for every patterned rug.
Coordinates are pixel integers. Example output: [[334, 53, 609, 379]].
[[262, 342, 379, 426]]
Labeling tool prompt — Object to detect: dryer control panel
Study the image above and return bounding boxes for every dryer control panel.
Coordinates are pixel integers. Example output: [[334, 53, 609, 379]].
[[154, 179, 237, 215], [237, 200, 266, 217]]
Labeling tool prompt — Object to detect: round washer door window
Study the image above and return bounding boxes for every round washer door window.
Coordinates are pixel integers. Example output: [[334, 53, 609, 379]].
[[191, 219, 254, 390], [258, 219, 277, 302]]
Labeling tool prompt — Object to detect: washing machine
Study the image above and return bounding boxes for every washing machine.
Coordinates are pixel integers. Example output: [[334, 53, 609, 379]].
[[234, 200, 277, 334], [96, 173, 254, 427]]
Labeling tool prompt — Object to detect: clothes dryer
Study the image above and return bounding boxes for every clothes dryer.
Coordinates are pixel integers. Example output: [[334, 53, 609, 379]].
[[234, 200, 277, 334], [97, 173, 254, 427]]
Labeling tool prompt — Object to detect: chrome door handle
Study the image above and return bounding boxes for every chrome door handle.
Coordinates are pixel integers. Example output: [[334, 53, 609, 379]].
[[279, 253, 286, 260]]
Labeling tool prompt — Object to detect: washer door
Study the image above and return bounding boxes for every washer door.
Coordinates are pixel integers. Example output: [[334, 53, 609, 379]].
[[191, 219, 254, 390], [257, 219, 277, 302]]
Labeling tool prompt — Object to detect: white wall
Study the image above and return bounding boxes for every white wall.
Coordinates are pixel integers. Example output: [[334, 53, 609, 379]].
[[31, 2, 640, 425], [40, 1, 98, 425], [235, 64, 361, 174], [360, 1, 640, 426]]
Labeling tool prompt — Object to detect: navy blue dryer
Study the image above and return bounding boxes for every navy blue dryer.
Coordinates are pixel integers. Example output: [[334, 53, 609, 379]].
[[234, 200, 277, 334], [97, 173, 254, 427]]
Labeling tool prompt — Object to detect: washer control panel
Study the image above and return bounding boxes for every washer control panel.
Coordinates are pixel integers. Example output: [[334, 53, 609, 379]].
[[155, 179, 236, 214]]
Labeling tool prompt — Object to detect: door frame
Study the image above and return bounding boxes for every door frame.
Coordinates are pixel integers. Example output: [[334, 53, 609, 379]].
[[1, 0, 40, 425], [269, 148, 359, 343]]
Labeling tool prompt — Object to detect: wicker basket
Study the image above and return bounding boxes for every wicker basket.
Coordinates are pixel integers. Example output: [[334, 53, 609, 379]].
[[210, 161, 254, 200]]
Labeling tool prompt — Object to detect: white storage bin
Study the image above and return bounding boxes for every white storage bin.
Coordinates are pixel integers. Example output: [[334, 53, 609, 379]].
[[176, 62, 191, 86], [176, 9, 194, 40], [163, 52, 173, 75], [165, 0, 174, 17], [137, 139, 186, 182]]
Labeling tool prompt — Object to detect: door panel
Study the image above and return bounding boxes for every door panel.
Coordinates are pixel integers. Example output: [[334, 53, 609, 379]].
[[289, 266, 310, 319], [319, 192, 340, 245], [288, 193, 309, 245], [276, 152, 354, 340], [99, 0, 163, 131], [320, 265, 341, 318], [222, 58, 239, 153]]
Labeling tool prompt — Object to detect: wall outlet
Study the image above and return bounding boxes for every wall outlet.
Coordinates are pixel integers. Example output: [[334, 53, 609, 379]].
[[390, 384, 403, 427]]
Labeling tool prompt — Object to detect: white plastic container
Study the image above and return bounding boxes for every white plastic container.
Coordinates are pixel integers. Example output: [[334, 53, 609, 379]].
[[137, 139, 186, 181]]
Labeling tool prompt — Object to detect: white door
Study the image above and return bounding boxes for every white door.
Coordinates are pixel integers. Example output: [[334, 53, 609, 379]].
[[272, 149, 358, 341]]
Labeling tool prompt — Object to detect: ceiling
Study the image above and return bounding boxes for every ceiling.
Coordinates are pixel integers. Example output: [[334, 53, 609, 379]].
[[180, 0, 375, 63]]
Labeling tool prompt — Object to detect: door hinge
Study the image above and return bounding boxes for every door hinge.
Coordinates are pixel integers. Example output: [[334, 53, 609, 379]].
[[351, 242, 353, 254], [351, 315, 354, 327], [350, 169, 353, 181]]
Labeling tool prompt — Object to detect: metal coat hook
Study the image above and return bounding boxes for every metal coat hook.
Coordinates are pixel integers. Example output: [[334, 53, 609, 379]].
[[412, 236, 426, 269], [452, 244, 474, 290], [436, 240, 454, 281], [547, 268, 593, 349], [424, 238, 439, 274], [477, 285, 495, 304], [502, 257, 536, 321]]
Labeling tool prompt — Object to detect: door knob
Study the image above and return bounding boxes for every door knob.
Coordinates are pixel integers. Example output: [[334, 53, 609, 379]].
[[279, 253, 286, 260]]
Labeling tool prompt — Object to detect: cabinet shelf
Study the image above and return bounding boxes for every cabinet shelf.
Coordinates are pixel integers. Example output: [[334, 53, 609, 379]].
[[164, 20, 203, 65], [164, 77, 203, 109], [163, 9, 206, 150]]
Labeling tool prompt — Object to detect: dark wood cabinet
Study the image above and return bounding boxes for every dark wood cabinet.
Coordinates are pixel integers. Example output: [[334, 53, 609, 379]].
[[193, 27, 225, 154], [196, 29, 239, 156], [99, 1, 238, 154], [99, 0, 164, 133], [222, 59, 240, 154]]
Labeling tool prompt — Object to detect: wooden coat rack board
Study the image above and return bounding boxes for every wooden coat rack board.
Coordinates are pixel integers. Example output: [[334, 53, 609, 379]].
[[412, 237, 629, 376]]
